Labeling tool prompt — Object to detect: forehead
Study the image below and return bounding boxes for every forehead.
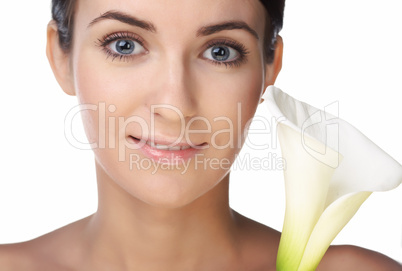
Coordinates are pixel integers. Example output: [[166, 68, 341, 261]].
[[75, 0, 266, 38]]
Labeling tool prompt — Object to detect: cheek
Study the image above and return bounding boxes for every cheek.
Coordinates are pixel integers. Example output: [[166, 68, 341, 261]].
[[202, 67, 264, 147], [72, 51, 152, 144], [74, 55, 146, 107]]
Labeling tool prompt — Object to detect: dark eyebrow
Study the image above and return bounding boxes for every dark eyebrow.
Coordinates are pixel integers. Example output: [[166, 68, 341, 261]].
[[88, 12, 257, 40], [197, 21, 259, 40], [88, 10, 156, 32]]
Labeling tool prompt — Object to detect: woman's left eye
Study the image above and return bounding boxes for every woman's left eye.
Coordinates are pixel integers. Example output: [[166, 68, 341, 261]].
[[203, 45, 239, 62], [108, 39, 146, 56]]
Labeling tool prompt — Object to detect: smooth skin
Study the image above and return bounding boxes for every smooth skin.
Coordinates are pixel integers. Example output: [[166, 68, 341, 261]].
[[1, 0, 401, 270]]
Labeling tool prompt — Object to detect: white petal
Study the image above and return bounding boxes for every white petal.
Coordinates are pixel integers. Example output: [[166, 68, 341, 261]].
[[276, 123, 339, 270], [263, 86, 402, 270], [263, 85, 402, 200]]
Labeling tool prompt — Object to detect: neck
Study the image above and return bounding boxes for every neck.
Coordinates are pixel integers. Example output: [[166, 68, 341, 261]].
[[84, 162, 240, 270]]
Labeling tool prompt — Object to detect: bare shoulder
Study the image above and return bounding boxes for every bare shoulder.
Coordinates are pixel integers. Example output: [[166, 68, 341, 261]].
[[0, 216, 92, 271], [0, 244, 20, 270], [0, 238, 74, 271], [0, 242, 41, 271], [318, 245, 402, 271]]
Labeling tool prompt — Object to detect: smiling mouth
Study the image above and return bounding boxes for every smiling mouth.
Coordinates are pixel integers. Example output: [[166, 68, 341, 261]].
[[129, 136, 207, 151]]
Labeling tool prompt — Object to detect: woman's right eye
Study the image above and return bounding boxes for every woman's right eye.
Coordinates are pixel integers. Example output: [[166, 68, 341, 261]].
[[97, 32, 147, 61], [108, 39, 146, 56]]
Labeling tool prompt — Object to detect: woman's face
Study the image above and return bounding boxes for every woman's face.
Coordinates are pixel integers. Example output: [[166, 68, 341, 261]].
[[63, 0, 277, 207]]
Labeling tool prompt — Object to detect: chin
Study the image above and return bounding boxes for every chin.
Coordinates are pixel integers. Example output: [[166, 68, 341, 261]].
[[115, 169, 223, 210], [96, 150, 231, 210]]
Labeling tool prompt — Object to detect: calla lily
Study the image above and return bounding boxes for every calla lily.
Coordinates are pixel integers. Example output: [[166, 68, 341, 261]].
[[262, 86, 402, 271]]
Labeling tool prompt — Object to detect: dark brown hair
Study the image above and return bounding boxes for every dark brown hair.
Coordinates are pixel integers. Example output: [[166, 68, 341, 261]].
[[51, 0, 285, 62]]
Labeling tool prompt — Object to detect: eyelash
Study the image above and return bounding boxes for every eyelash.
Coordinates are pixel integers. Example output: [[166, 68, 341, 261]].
[[96, 32, 250, 68], [203, 39, 249, 68], [96, 31, 146, 62]]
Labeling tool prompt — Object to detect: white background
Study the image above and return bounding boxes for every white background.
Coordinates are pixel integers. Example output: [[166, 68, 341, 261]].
[[0, 0, 401, 263]]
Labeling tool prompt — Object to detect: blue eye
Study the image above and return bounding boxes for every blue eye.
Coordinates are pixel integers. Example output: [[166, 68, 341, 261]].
[[115, 40, 134, 54], [108, 39, 146, 55], [203, 45, 239, 62]]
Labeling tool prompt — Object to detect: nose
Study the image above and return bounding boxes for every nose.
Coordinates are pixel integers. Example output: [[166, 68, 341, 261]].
[[150, 53, 197, 121]]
